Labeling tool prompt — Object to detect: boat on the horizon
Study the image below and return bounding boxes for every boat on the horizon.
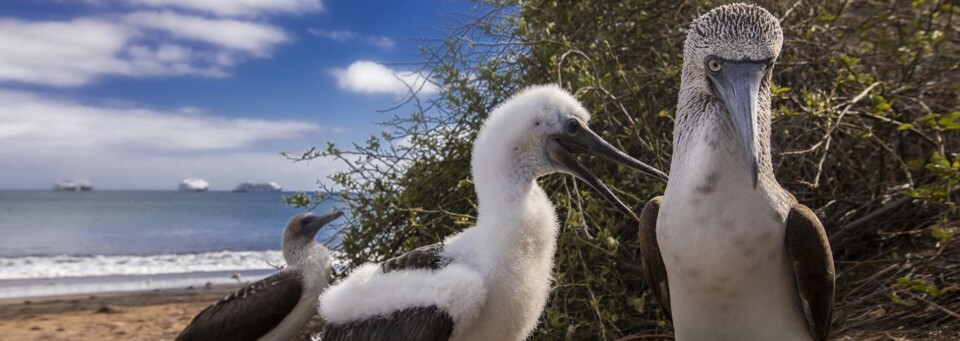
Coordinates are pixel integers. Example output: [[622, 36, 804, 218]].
[[53, 179, 93, 192], [178, 179, 210, 192], [233, 181, 282, 193]]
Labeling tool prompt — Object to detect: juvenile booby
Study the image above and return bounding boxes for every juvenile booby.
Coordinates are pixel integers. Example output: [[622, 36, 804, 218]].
[[638, 4, 835, 341], [318, 85, 667, 340], [177, 211, 342, 341]]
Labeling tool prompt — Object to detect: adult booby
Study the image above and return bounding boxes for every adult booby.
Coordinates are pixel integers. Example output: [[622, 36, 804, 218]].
[[638, 4, 834, 341], [177, 211, 342, 341], [318, 85, 667, 340]]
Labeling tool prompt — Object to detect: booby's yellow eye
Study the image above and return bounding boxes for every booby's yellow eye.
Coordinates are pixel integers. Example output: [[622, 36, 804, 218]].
[[707, 59, 722, 72]]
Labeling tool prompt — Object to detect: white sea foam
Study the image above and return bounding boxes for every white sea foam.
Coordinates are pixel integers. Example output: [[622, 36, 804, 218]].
[[0, 250, 286, 280], [0, 270, 276, 300]]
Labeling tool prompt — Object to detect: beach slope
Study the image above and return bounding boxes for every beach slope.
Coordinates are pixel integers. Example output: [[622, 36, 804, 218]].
[[0, 285, 322, 341]]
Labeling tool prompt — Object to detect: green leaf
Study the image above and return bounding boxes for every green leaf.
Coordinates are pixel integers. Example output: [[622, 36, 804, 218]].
[[897, 123, 913, 131], [931, 226, 953, 241], [907, 159, 924, 170], [896, 277, 911, 287], [885, 292, 917, 306], [871, 95, 892, 112], [908, 280, 942, 296], [938, 112, 960, 127], [918, 113, 941, 125]]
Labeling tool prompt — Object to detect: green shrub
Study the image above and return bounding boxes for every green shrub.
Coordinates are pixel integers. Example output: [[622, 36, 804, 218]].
[[289, 0, 958, 339]]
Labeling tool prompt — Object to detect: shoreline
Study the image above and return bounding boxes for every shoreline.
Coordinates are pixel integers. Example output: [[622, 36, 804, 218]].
[[0, 269, 276, 300], [0, 283, 239, 308]]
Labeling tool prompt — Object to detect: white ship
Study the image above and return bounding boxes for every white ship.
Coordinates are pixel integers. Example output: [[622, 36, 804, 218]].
[[233, 181, 282, 193], [178, 179, 210, 192], [53, 179, 93, 191]]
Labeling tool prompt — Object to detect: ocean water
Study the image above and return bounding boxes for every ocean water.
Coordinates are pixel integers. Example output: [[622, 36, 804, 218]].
[[0, 190, 339, 299]]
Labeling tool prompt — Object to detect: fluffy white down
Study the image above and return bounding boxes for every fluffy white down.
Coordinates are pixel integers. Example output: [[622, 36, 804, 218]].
[[318, 263, 487, 328], [319, 85, 590, 340]]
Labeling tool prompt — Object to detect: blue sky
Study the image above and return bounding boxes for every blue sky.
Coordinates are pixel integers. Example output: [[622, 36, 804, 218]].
[[0, 0, 473, 191]]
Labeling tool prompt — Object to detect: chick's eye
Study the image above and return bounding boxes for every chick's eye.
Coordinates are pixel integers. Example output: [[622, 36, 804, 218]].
[[564, 120, 580, 135], [707, 59, 722, 72]]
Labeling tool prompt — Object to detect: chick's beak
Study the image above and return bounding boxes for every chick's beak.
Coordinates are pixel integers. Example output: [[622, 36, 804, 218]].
[[547, 121, 668, 221]]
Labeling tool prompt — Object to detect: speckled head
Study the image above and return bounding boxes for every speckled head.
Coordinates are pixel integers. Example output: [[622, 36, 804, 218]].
[[685, 3, 783, 66], [681, 4, 783, 189]]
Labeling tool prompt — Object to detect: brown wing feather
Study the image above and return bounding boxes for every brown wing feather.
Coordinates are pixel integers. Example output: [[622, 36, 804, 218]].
[[381, 243, 448, 273], [785, 204, 835, 341], [638, 196, 671, 319], [177, 270, 304, 341]]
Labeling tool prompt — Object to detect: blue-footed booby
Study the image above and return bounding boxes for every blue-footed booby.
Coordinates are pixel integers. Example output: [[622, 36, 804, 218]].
[[318, 85, 667, 341], [177, 211, 342, 341], [638, 4, 835, 341]]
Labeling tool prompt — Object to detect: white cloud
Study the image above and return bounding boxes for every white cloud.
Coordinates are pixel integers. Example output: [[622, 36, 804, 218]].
[[0, 90, 321, 152], [129, 0, 324, 17], [307, 28, 357, 41], [0, 89, 339, 190], [0, 8, 293, 87], [331, 61, 437, 96], [0, 18, 131, 87], [125, 11, 288, 56], [364, 36, 397, 50], [308, 28, 396, 50], [125, 43, 230, 77]]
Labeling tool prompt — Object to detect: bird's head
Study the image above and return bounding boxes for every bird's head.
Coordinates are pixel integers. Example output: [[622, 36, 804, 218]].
[[683, 3, 782, 188], [282, 211, 342, 261], [472, 84, 667, 221]]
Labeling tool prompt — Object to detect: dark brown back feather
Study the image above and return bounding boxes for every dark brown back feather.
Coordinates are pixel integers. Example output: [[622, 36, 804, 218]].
[[785, 204, 835, 341], [321, 306, 454, 341], [177, 270, 304, 341], [381, 243, 448, 273], [638, 196, 671, 319]]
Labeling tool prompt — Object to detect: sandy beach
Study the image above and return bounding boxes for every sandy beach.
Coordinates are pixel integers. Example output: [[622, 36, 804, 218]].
[[1, 284, 957, 340], [0, 285, 323, 341]]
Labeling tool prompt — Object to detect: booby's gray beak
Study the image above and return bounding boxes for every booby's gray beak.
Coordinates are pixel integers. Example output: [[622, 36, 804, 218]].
[[548, 119, 668, 221], [300, 211, 343, 238], [707, 59, 767, 189]]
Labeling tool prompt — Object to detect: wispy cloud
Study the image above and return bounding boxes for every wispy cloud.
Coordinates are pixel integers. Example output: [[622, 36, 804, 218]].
[[0, 5, 295, 87], [0, 18, 131, 87], [307, 28, 357, 41], [128, 0, 324, 17], [0, 89, 338, 190], [0, 90, 321, 152], [330, 60, 437, 96], [308, 28, 396, 50], [126, 11, 289, 56]]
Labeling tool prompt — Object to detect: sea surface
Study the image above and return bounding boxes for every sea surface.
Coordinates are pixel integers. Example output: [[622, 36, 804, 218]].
[[0, 190, 339, 299]]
